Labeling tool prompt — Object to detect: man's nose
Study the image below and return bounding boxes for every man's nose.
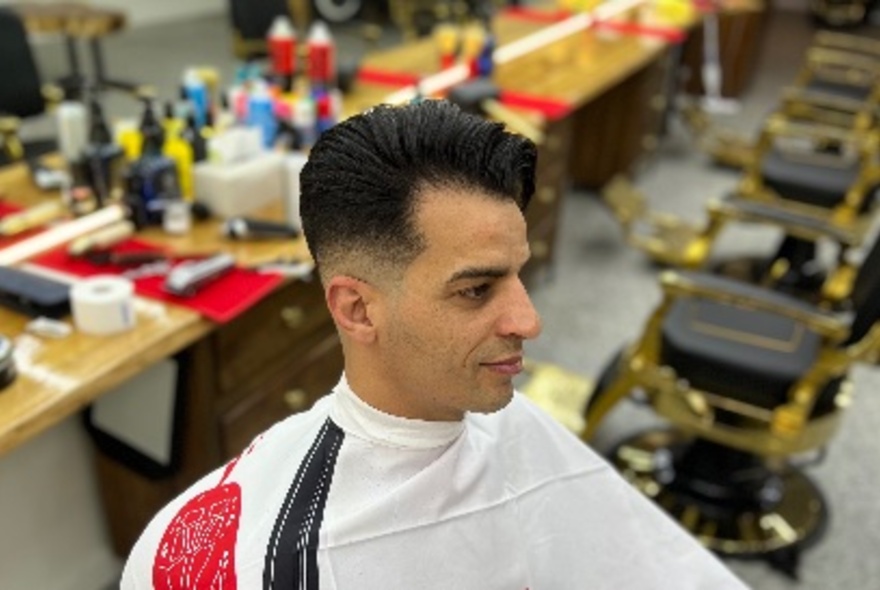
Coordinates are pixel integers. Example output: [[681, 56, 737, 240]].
[[498, 279, 542, 340]]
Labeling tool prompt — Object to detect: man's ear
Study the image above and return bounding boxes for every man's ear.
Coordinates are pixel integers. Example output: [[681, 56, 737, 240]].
[[326, 276, 378, 344]]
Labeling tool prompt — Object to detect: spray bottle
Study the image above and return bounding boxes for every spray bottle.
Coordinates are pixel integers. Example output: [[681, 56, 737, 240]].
[[268, 15, 297, 91], [307, 21, 336, 89]]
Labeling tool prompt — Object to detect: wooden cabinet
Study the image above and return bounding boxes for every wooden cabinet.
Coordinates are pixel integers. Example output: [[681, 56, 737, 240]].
[[522, 118, 573, 286], [569, 46, 676, 189], [219, 332, 343, 457], [681, 2, 766, 99], [94, 275, 343, 556]]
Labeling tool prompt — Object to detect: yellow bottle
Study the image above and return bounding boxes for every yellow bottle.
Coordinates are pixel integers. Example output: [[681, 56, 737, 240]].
[[163, 131, 195, 201]]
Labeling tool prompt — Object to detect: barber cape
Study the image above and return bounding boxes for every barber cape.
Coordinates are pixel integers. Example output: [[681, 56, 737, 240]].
[[122, 376, 748, 590]]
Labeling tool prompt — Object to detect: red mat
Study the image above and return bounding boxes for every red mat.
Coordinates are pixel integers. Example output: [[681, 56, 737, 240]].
[[594, 20, 686, 43], [357, 67, 421, 87], [501, 6, 574, 23], [31, 238, 284, 324]]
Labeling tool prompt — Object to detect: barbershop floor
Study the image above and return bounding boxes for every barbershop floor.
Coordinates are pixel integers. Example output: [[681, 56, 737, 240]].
[[25, 7, 880, 590]]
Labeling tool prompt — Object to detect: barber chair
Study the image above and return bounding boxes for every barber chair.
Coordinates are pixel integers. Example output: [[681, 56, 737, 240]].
[[701, 35, 880, 169], [603, 111, 880, 296], [810, 0, 870, 27], [581, 231, 880, 575], [0, 7, 64, 166]]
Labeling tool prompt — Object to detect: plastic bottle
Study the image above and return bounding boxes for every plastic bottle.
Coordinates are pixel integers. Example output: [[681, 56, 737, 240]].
[[247, 80, 278, 148], [180, 112, 208, 163], [183, 69, 209, 129], [81, 95, 125, 206], [307, 21, 336, 88], [128, 98, 181, 220], [268, 15, 297, 90], [56, 100, 88, 162]]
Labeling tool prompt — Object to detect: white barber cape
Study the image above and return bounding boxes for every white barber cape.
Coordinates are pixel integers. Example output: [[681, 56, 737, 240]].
[[122, 376, 749, 590]]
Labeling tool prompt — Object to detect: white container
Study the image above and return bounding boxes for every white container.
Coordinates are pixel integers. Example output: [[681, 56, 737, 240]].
[[282, 152, 309, 231], [193, 151, 286, 218]]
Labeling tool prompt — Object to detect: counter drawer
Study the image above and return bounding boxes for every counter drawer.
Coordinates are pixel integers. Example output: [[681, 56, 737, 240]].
[[219, 332, 343, 458], [214, 277, 332, 398]]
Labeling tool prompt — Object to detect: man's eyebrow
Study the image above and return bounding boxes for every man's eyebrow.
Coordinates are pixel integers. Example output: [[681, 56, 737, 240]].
[[447, 266, 510, 283]]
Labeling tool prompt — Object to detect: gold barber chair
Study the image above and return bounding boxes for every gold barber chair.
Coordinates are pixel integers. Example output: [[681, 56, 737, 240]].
[[702, 33, 880, 169], [603, 112, 880, 295], [581, 231, 880, 575]]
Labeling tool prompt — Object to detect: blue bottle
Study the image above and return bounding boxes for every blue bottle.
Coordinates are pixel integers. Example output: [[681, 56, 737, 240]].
[[183, 69, 209, 129], [247, 81, 278, 149]]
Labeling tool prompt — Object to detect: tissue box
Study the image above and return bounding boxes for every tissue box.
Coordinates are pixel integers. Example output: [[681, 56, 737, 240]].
[[282, 152, 309, 231], [194, 152, 286, 218]]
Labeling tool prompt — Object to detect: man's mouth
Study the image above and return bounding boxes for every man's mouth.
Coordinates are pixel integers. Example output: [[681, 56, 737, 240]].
[[480, 356, 524, 375]]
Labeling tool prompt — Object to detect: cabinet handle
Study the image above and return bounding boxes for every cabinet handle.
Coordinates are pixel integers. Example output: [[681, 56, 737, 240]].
[[280, 306, 305, 329], [530, 240, 549, 260], [538, 186, 557, 204], [284, 389, 309, 412], [650, 94, 667, 112]]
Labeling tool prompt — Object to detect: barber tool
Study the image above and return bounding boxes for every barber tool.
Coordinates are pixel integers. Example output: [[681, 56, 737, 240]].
[[25, 317, 73, 339], [164, 253, 236, 297], [221, 217, 300, 240], [0, 266, 71, 319], [0, 335, 15, 391], [83, 249, 167, 267], [28, 160, 70, 191], [0, 200, 67, 237], [446, 79, 544, 144], [67, 220, 136, 256], [0, 203, 128, 266], [251, 257, 314, 279]]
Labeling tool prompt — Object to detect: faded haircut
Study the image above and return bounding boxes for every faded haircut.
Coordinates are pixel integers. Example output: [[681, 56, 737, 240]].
[[300, 99, 537, 281]]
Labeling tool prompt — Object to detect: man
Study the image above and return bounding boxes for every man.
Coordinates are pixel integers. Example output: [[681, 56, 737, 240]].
[[123, 100, 748, 589]]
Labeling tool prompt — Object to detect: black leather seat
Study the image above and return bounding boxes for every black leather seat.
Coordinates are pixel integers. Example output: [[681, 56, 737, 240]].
[[806, 78, 874, 103], [661, 278, 839, 415], [760, 147, 870, 211]]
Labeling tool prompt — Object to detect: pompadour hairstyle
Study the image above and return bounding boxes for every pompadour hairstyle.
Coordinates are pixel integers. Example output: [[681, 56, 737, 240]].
[[300, 99, 537, 278]]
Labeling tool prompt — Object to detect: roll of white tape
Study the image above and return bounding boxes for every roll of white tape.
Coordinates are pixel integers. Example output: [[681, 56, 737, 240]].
[[71, 276, 136, 335]]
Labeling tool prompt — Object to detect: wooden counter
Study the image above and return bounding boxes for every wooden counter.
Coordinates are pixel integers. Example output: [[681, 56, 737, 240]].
[[0, 164, 210, 456], [0, 161, 319, 459]]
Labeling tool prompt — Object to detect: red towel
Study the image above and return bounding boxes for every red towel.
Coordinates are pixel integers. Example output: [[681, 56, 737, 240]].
[[31, 238, 284, 324]]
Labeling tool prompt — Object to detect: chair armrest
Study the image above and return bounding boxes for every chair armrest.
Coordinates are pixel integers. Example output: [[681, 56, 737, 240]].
[[807, 46, 880, 77], [813, 31, 880, 59], [660, 271, 850, 341], [713, 195, 864, 246], [763, 112, 871, 148], [781, 85, 875, 116]]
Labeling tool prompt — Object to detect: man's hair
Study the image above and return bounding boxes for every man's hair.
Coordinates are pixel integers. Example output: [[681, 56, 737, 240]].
[[300, 100, 537, 279]]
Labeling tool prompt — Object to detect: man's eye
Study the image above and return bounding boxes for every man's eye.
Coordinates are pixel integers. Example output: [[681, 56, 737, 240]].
[[459, 284, 491, 300]]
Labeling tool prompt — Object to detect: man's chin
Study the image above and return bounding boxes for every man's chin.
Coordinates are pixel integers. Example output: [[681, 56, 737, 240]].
[[471, 386, 515, 415]]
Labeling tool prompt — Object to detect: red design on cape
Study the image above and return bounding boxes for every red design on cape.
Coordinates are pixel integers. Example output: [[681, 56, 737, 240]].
[[152, 438, 261, 589]]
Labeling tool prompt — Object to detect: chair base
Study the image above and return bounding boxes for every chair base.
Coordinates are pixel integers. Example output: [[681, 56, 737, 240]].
[[609, 429, 828, 577]]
